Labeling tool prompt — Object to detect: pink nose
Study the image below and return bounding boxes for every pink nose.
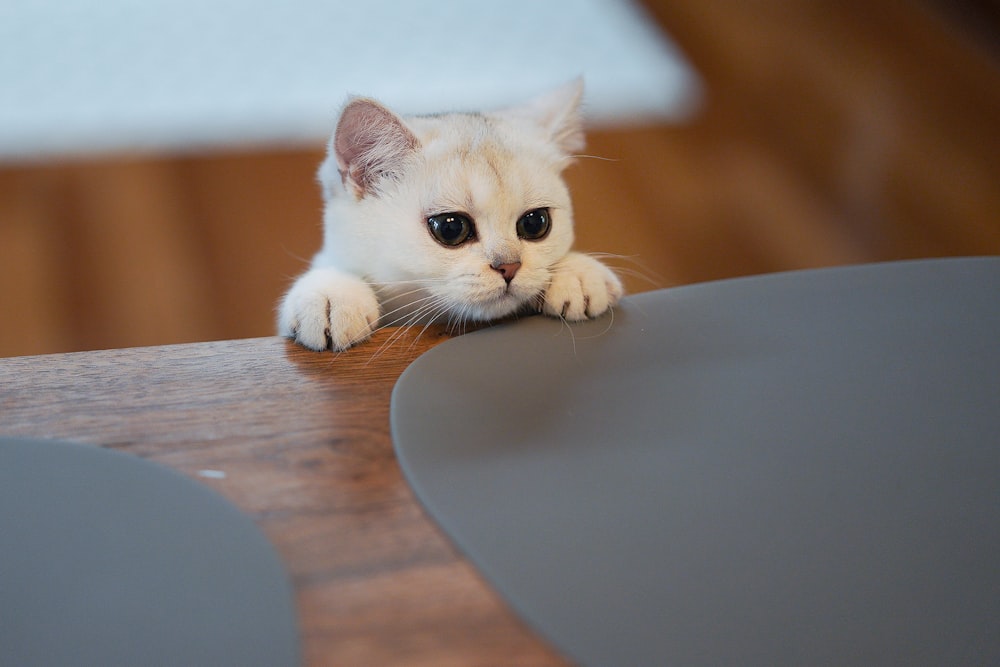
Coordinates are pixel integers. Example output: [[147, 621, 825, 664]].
[[492, 261, 521, 284]]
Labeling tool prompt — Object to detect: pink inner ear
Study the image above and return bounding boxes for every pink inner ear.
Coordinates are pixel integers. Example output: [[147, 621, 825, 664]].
[[334, 99, 419, 197]]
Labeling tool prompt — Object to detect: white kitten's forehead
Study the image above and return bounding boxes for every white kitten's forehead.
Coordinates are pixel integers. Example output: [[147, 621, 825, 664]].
[[415, 117, 564, 220], [466, 155, 529, 215]]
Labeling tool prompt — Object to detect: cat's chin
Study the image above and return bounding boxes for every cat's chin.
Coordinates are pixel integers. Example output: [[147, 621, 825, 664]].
[[461, 292, 538, 322], [377, 289, 534, 327]]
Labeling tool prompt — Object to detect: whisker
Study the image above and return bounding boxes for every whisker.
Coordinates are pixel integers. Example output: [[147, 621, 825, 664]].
[[368, 277, 452, 288], [364, 296, 453, 363], [336, 293, 439, 361], [587, 252, 667, 288], [378, 292, 438, 324], [571, 303, 617, 341], [448, 303, 473, 337], [564, 153, 621, 163], [542, 252, 666, 291], [280, 244, 313, 267], [375, 299, 437, 340], [410, 305, 453, 350], [372, 285, 427, 304], [555, 311, 578, 357]]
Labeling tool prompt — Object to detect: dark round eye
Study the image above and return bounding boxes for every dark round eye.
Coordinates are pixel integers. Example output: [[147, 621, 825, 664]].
[[516, 208, 551, 240], [427, 213, 475, 247]]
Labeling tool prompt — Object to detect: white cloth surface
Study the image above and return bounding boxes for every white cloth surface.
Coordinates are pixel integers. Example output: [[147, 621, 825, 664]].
[[0, 0, 700, 159]]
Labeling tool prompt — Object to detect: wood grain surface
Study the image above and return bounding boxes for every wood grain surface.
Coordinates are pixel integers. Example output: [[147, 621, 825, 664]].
[[0, 328, 568, 666]]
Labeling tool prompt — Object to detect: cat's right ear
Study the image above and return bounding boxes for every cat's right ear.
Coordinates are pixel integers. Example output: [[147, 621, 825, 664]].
[[331, 98, 419, 199], [515, 78, 586, 156]]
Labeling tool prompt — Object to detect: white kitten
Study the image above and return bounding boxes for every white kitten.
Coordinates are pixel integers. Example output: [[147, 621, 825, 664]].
[[278, 80, 623, 351]]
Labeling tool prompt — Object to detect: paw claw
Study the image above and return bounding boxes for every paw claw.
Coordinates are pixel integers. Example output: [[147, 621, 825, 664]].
[[278, 269, 380, 352], [543, 253, 623, 321]]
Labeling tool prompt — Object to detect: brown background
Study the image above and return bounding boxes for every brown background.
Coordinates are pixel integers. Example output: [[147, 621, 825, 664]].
[[1, 0, 998, 358]]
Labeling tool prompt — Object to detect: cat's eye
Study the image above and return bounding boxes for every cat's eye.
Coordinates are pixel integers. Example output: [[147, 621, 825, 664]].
[[427, 213, 475, 247], [516, 208, 551, 240]]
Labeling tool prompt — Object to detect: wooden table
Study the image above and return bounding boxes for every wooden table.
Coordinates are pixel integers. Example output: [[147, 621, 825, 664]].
[[0, 329, 567, 666]]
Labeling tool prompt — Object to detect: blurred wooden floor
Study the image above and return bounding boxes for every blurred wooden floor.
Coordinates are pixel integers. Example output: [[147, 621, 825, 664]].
[[1, 0, 998, 357]]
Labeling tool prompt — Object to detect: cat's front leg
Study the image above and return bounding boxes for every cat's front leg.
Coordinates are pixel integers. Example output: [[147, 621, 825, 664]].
[[542, 251, 624, 320], [278, 267, 380, 351]]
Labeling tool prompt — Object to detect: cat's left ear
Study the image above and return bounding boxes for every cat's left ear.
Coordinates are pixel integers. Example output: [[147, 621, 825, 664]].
[[331, 97, 420, 199], [513, 78, 586, 156]]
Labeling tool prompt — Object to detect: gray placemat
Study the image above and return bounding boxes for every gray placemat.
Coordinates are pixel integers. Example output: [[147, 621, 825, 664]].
[[391, 257, 1000, 666], [0, 437, 300, 667]]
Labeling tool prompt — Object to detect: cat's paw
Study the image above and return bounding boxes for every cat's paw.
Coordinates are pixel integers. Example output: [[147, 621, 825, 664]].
[[278, 268, 380, 351], [542, 252, 624, 320]]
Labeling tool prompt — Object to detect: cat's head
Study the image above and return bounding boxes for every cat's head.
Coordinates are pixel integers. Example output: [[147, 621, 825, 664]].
[[317, 80, 586, 323]]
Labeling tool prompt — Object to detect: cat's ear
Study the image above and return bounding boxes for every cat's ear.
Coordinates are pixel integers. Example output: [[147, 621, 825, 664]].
[[332, 97, 419, 199], [513, 78, 586, 156]]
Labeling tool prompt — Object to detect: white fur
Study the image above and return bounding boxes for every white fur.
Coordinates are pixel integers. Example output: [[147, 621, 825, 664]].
[[278, 80, 623, 351]]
